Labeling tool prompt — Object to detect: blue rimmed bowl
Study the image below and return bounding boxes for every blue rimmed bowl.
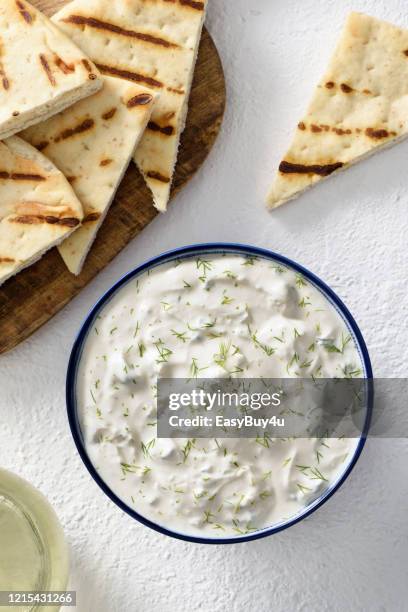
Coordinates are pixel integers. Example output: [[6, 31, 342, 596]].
[[67, 243, 373, 544]]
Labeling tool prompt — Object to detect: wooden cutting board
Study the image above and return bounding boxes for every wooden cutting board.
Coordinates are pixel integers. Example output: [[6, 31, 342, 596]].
[[0, 0, 226, 355]]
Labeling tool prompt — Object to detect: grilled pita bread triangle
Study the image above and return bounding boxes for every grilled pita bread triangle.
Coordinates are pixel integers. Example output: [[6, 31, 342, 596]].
[[0, 0, 103, 140], [22, 76, 157, 275], [53, 0, 208, 212], [267, 12, 408, 209], [0, 136, 83, 287]]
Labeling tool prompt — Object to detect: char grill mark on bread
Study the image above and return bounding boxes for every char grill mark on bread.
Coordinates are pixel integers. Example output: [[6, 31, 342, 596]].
[[0, 42, 10, 91], [54, 118, 95, 142], [279, 161, 344, 176], [173, 0, 205, 10], [95, 63, 163, 89], [0, 69, 10, 90], [24, 119, 96, 151], [146, 171, 171, 183], [39, 54, 56, 86], [54, 56, 75, 74], [323, 81, 373, 95], [147, 121, 174, 136], [180, 0, 205, 10], [101, 107, 117, 120], [83, 212, 101, 222], [11, 215, 80, 227], [0, 171, 45, 181], [297, 122, 397, 139], [81, 59, 98, 81], [365, 127, 395, 139], [16, 0, 34, 24], [127, 93, 154, 107], [62, 15, 180, 49]]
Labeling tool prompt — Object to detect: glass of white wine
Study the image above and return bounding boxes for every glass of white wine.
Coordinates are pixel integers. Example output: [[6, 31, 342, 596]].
[[0, 469, 69, 612]]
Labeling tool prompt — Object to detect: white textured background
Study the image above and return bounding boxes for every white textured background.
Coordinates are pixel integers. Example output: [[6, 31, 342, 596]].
[[1, 1, 408, 610]]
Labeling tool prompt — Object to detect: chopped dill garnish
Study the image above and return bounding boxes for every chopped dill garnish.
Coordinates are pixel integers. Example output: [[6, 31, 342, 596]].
[[194, 490, 208, 500], [141, 438, 155, 459], [154, 340, 173, 364], [324, 333, 353, 355], [297, 483, 312, 494], [342, 365, 363, 379], [234, 494, 245, 513], [248, 325, 275, 357], [309, 467, 328, 482], [296, 465, 310, 475], [133, 321, 140, 338], [221, 292, 234, 305], [232, 519, 257, 535], [271, 264, 285, 274], [203, 510, 215, 524], [196, 258, 213, 277], [214, 341, 232, 370], [242, 256, 258, 266], [182, 439, 196, 462], [190, 358, 208, 378], [120, 463, 138, 476], [202, 319, 217, 329], [255, 433, 271, 449], [287, 352, 299, 372], [213, 523, 226, 531], [171, 329, 190, 343], [295, 274, 307, 288]]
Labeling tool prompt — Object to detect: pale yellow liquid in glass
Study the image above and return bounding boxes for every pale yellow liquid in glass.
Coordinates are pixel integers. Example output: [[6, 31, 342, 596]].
[[0, 470, 69, 612]]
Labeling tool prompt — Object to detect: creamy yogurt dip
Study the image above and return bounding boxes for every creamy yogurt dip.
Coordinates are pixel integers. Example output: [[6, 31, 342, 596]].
[[76, 252, 364, 538]]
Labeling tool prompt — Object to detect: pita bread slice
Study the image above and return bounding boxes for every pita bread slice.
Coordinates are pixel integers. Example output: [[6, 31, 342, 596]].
[[0, 136, 83, 287], [53, 0, 208, 212], [0, 0, 103, 141], [22, 76, 157, 275], [267, 12, 408, 209]]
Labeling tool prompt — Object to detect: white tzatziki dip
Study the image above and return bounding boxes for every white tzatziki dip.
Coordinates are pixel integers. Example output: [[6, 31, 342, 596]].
[[76, 253, 364, 538]]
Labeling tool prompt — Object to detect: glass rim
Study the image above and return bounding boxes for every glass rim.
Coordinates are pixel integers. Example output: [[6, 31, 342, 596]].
[[0, 469, 69, 600]]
